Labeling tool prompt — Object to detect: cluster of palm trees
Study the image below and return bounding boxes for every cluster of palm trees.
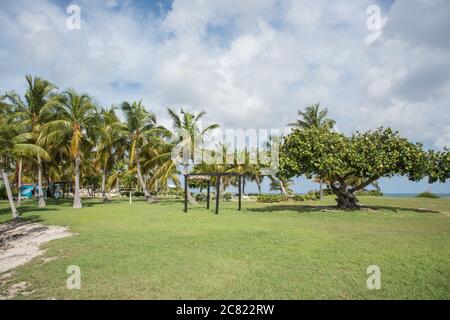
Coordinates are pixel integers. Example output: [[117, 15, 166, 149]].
[[1, 75, 337, 218]]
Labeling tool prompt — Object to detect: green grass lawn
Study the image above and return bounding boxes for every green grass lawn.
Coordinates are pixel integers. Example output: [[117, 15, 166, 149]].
[[1, 196, 449, 299]]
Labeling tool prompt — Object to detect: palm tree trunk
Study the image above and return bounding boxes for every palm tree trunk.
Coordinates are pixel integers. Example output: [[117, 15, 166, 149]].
[[2, 169, 19, 219], [184, 164, 197, 205], [17, 159, 22, 206], [242, 176, 246, 195], [319, 178, 323, 201], [135, 148, 154, 203], [73, 155, 82, 209], [280, 180, 287, 195], [256, 176, 262, 194], [37, 155, 46, 208], [101, 163, 107, 203]]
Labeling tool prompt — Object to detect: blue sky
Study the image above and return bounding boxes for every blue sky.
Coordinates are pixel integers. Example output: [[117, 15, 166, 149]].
[[0, 0, 449, 194]]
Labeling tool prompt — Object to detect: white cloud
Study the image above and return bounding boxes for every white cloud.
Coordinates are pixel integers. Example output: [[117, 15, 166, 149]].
[[0, 0, 449, 151]]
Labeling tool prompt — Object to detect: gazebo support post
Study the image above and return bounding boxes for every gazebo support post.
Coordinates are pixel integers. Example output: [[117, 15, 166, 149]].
[[184, 174, 188, 213], [215, 175, 221, 215], [238, 175, 242, 211], [206, 180, 211, 209]]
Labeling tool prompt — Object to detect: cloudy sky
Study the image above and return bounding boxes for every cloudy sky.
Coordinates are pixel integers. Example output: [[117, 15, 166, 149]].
[[1, 0, 449, 193]]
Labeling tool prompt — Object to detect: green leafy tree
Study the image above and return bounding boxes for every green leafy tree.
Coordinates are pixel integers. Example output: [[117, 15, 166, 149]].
[[427, 148, 450, 183], [279, 127, 431, 210], [289, 103, 335, 200]]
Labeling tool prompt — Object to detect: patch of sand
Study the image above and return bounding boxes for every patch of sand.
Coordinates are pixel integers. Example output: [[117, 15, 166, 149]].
[[0, 220, 72, 274]]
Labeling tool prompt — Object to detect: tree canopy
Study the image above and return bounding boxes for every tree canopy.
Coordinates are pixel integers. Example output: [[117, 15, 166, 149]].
[[279, 127, 445, 209]]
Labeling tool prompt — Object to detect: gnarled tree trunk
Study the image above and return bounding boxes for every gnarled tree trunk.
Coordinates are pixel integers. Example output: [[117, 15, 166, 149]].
[[37, 155, 46, 208], [73, 155, 82, 209], [2, 169, 19, 219], [335, 191, 359, 210], [331, 183, 359, 210]]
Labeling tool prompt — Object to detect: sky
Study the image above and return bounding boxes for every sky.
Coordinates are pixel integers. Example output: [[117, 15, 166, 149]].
[[0, 0, 449, 193]]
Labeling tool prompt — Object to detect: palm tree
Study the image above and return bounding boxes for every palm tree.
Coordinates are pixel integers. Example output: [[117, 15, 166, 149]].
[[107, 160, 127, 192], [0, 99, 49, 218], [269, 176, 294, 195], [167, 108, 219, 204], [95, 108, 127, 202], [6, 75, 59, 208], [289, 103, 335, 200], [120, 100, 159, 203], [288, 103, 335, 129], [39, 90, 97, 208], [142, 138, 181, 193]]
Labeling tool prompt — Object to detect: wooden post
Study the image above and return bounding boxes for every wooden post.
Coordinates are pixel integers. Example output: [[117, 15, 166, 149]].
[[184, 174, 188, 213], [206, 180, 211, 210], [238, 175, 242, 211], [215, 175, 220, 214]]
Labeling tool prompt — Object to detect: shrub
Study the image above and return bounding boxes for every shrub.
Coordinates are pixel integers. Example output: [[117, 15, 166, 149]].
[[292, 194, 305, 201], [0, 185, 6, 200], [195, 193, 207, 202], [416, 191, 439, 198], [257, 194, 289, 203], [223, 192, 232, 202], [355, 189, 384, 196]]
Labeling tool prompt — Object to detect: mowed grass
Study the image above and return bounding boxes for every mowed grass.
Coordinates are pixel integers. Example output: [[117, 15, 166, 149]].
[[1, 196, 449, 299]]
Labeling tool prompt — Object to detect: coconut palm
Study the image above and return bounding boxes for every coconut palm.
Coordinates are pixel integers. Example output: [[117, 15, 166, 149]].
[[120, 100, 160, 203], [0, 99, 49, 218], [142, 137, 181, 193], [5, 75, 59, 208], [39, 90, 97, 208], [289, 103, 335, 129], [269, 176, 294, 195], [167, 108, 219, 203], [95, 108, 127, 202], [107, 160, 127, 192], [289, 103, 335, 199]]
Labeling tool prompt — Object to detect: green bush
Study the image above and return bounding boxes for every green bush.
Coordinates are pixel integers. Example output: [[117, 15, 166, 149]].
[[355, 189, 384, 196], [195, 193, 207, 202], [416, 192, 439, 198], [257, 194, 289, 203], [293, 194, 305, 201], [0, 185, 6, 200], [223, 192, 232, 202]]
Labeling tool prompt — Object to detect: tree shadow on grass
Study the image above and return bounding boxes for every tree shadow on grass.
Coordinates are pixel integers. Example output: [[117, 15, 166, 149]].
[[361, 205, 439, 214], [0, 215, 44, 230], [247, 204, 440, 214], [247, 204, 337, 213], [0, 205, 57, 216]]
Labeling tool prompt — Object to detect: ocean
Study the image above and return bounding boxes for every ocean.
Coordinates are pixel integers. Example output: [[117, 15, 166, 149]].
[[384, 193, 450, 198]]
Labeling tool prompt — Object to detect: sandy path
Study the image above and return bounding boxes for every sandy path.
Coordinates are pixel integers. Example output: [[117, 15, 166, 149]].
[[0, 220, 72, 273]]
